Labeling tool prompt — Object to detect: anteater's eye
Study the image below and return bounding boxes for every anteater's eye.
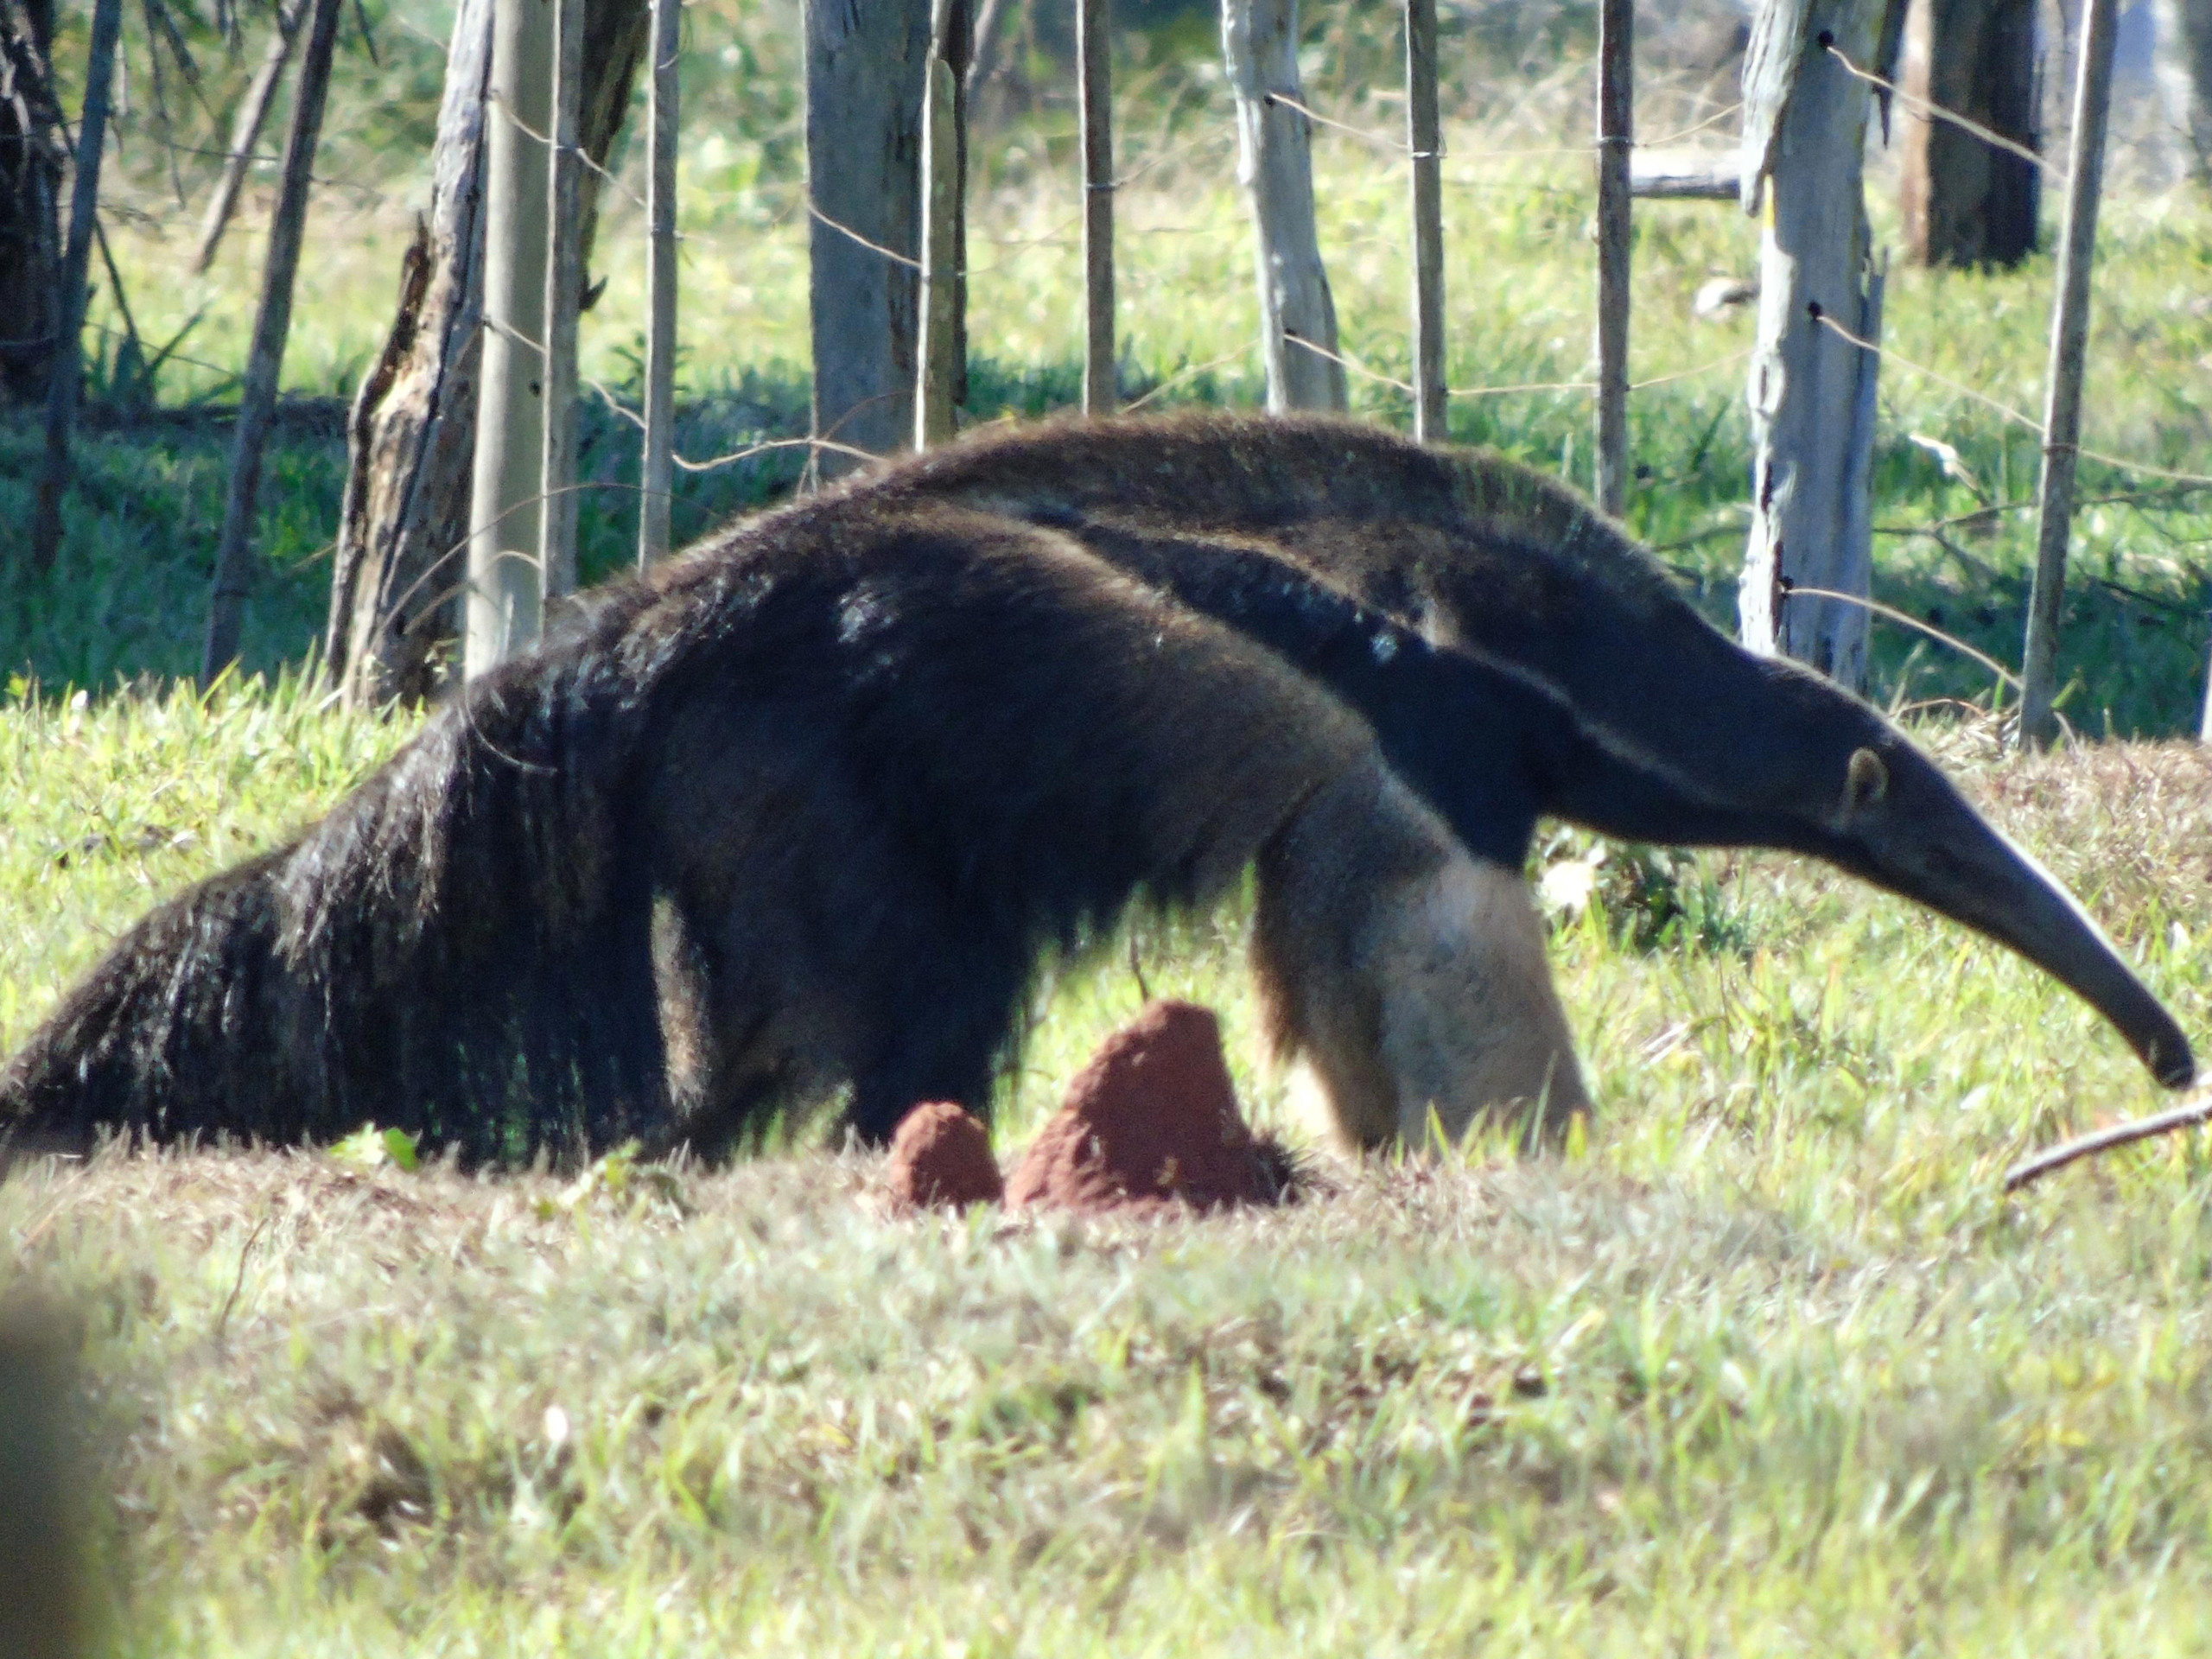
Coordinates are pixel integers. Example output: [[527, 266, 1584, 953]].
[[1845, 747, 1889, 815]]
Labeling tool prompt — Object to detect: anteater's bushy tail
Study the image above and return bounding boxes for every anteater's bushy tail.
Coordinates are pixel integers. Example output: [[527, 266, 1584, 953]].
[[1, 626, 672, 1165]]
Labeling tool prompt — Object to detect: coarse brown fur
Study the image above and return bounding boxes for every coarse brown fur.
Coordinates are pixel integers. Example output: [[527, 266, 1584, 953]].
[[1, 493, 1573, 1162]]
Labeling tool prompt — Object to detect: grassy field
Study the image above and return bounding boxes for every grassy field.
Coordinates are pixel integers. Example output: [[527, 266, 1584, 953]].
[[10, 729, 2212, 1654], [8, 1, 2212, 1650]]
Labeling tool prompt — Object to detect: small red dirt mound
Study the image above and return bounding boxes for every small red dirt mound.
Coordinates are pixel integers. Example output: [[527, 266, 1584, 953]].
[[1006, 1001, 1290, 1215], [885, 1101, 1005, 1211]]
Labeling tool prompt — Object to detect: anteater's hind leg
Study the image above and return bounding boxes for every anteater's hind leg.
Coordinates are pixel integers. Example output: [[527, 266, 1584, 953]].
[[651, 876, 1023, 1153], [1251, 765, 1589, 1151]]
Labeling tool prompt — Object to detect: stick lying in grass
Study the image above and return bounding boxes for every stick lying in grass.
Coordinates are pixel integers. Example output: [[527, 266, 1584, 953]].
[[2005, 1091, 2212, 1192]]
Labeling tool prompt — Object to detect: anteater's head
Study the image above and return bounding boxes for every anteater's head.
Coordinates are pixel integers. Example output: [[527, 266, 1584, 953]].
[[1781, 688, 2195, 1091]]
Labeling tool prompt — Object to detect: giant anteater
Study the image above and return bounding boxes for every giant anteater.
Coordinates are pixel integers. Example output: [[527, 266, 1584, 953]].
[[857, 411, 2196, 1098], [1, 496, 1582, 1162]]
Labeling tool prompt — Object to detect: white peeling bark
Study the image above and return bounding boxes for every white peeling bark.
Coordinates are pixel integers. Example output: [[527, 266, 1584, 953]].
[[1736, 0, 1891, 695], [1222, 0, 1346, 414]]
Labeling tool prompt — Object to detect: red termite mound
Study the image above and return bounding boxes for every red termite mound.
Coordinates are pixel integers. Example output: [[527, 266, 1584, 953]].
[[1004, 1000, 1292, 1215], [884, 1100, 1006, 1211]]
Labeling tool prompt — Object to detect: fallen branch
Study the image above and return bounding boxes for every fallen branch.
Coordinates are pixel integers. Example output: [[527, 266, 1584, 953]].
[[2004, 1090, 2212, 1192]]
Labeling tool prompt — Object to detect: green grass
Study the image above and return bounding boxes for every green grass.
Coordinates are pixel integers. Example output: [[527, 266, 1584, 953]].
[[7, 2, 2212, 1649], [8, 691, 2212, 1653], [10, 1, 2211, 724]]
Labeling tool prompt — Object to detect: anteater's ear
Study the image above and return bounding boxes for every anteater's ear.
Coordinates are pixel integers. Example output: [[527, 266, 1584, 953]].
[[1844, 747, 1889, 817]]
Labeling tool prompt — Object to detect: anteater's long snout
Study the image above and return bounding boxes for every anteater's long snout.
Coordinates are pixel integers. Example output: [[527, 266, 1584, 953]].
[[1846, 750, 2195, 1090]]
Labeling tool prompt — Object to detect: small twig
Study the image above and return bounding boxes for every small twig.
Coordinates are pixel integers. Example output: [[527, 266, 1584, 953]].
[[2005, 1091, 2212, 1192], [213, 1210, 275, 1345]]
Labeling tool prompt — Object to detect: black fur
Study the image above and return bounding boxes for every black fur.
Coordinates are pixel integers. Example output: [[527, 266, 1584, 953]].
[[869, 413, 2196, 1089], [3, 500, 1427, 1159], [9, 413, 2190, 1161]]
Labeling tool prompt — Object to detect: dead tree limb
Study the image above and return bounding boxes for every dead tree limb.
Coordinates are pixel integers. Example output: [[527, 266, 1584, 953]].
[[191, 0, 308, 275], [2005, 1091, 2212, 1191], [200, 0, 345, 683]]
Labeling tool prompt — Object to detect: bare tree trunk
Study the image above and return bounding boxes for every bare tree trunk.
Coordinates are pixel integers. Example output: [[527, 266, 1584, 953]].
[[1736, 0, 1897, 694], [326, 0, 645, 705], [2019, 0, 2118, 749], [637, 0, 677, 566], [0, 0, 62, 405], [806, 0, 931, 475], [966, 0, 1012, 99], [324, 0, 494, 703], [2156, 0, 2212, 186], [1592, 0, 1630, 506], [1405, 0, 1443, 442], [1900, 0, 2040, 268], [191, 0, 307, 276], [1079, 0, 1115, 416], [27, 0, 122, 576], [915, 0, 962, 447], [465, 0, 554, 676], [200, 0, 345, 683], [1222, 0, 1346, 413], [538, 0, 585, 604]]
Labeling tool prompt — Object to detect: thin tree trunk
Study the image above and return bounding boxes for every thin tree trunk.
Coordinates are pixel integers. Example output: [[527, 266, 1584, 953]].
[[1079, 0, 1115, 416], [2019, 0, 2118, 750], [200, 0, 344, 683], [1222, 0, 1345, 414], [327, 0, 645, 704], [191, 0, 307, 276], [1736, 0, 1894, 694], [0, 0, 63, 406], [27, 0, 123, 576], [1592, 0, 1630, 506], [1405, 0, 1442, 442], [806, 0, 931, 476], [966, 0, 1012, 99], [915, 0, 961, 447], [637, 0, 677, 566], [539, 0, 584, 604], [1900, 0, 2039, 269], [465, 0, 554, 676]]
